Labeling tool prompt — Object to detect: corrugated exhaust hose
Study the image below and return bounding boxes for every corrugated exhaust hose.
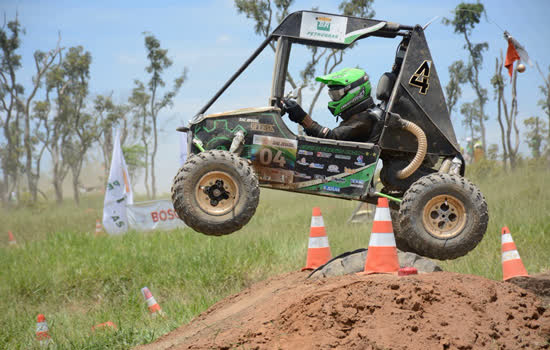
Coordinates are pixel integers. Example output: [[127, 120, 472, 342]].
[[396, 120, 427, 179]]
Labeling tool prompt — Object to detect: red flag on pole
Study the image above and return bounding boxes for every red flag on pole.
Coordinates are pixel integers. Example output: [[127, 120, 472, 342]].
[[504, 40, 520, 78]]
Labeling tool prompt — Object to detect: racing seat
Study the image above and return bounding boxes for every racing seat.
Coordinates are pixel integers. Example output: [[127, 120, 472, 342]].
[[363, 72, 396, 142], [376, 72, 397, 109]]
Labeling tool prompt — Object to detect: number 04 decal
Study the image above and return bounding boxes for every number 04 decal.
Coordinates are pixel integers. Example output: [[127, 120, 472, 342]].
[[259, 148, 286, 168], [409, 60, 431, 95]]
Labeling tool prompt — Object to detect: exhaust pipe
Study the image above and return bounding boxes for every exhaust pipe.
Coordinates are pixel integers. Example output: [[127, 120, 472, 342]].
[[396, 119, 427, 180]]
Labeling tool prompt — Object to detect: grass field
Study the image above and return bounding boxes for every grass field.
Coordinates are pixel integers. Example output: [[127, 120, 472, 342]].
[[1, 162, 549, 349]]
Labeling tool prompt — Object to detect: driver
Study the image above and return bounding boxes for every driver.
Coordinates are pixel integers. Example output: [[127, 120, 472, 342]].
[[281, 68, 383, 143]]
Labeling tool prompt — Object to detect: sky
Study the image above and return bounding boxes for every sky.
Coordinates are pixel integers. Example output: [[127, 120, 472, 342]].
[[2, 0, 550, 195]]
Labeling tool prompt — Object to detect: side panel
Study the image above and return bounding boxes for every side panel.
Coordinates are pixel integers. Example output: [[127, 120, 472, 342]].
[[190, 112, 379, 200], [289, 137, 379, 199], [380, 26, 460, 156]]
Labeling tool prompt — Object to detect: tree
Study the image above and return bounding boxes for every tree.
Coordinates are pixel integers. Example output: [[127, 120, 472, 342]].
[[1, 15, 62, 204], [122, 144, 146, 192], [444, 3, 489, 154], [0, 16, 24, 205], [487, 144, 499, 160], [139, 33, 186, 199], [491, 51, 520, 169], [44, 46, 93, 203], [523, 117, 547, 159], [93, 94, 132, 184], [460, 101, 481, 143], [20, 44, 62, 203], [128, 81, 151, 198], [445, 60, 467, 119]]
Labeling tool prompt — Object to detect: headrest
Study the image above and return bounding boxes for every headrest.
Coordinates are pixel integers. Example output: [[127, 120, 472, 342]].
[[376, 72, 397, 101]]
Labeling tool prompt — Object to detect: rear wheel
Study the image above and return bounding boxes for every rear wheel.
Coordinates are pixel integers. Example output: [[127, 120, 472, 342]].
[[398, 173, 488, 260], [171, 150, 260, 236], [389, 201, 413, 253]]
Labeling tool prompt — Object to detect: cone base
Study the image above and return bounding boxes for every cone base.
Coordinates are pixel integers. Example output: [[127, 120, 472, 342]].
[[503, 260, 529, 281], [302, 247, 331, 272], [362, 246, 399, 274]]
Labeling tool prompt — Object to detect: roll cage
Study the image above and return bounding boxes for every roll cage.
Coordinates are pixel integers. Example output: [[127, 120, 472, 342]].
[[191, 10, 460, 157]]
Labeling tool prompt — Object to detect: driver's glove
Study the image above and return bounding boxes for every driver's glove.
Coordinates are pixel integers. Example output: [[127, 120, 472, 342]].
[[281, 98, 307, 124]]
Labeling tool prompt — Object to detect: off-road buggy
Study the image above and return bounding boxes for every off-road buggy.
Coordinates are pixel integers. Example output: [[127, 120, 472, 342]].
[[172, 11, 488, 260]]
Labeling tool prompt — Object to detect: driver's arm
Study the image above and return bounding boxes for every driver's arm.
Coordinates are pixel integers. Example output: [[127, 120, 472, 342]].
[[302, 115, 366, 141]]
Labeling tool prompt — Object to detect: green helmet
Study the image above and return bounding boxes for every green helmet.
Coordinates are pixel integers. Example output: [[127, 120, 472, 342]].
[[315, 68, 372, 117]]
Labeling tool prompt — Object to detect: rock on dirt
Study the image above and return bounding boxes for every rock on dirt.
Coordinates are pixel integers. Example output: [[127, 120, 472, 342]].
[[308, 249, 441, 279], [138, 271, 550, 350]]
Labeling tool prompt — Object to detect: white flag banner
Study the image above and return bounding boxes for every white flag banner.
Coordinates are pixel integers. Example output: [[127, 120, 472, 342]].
[[179, 130, 188, 166], [127, 199, 186, 231], [103, 129, 133, 235]]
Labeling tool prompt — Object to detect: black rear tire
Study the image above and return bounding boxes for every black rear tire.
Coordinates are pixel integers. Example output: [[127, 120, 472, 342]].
[[389, 201, 413, 253], [171, 150, 260, 236], [398, 173, 488, 260]]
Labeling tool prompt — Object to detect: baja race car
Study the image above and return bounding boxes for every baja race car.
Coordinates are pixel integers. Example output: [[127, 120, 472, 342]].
[[171, 11, 488, 260]]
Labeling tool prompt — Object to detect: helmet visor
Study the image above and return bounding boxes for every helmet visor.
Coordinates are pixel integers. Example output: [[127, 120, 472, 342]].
[[328, 86, 346, 101]]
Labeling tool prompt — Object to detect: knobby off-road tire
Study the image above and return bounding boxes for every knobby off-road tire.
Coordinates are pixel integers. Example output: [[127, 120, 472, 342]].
[[171, 150, 260, 236], [398, 173, 488, 260], [389, 202, 413, 253]]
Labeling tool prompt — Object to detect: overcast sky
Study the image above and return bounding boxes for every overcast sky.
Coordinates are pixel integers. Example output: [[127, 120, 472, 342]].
[[3, 0, 550, 194]]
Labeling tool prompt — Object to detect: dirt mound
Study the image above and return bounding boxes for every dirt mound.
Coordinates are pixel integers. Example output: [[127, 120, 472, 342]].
[[509, 272, 550, 306], [139, 272, 550, 350]]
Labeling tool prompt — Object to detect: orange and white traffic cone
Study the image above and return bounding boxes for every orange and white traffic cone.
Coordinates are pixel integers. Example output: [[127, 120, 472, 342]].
[[302, 207, 332, 271], [141, 287, 165, 317], [360, 197, 399, 274], [36, 314, 51, 345], [95, 219, 103, 236], [8, 231, 16, 245], [502, 226, 528, 281]]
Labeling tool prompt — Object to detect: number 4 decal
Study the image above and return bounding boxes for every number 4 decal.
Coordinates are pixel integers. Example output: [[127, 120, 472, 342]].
[[409, 60, 431, 95]]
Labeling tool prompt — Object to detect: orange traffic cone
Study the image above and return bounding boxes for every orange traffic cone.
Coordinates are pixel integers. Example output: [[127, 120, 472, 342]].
[[36, 314, 51, 345], [360, 197, 399, 274], [502, 226, 528, 281], [95, 219, 103, 236], [302, 207, 332, 271], [8, 231, 16, 245], [141, 287, 165, 317]]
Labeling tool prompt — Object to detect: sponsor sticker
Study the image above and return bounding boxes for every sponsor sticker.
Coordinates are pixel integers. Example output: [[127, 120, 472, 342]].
[[335, 154, 351, 160], [354, 155, 365, 166], [322, 185, 341, 193], [238, 117, 257, 123], [316, 151, 332, 158], [350, 178, 365, 188], [314, 174, 326, 181], [332, 178, 346, 184], [294, 171, 312, 180], [253, 135, 297, 149], [256, 166, 294, 184], [309, 163, 325, 169], [250, 122, 275, 133], [298, 150, 314, 156], [297, 157, 309, 166], [327, 164, 339, 173], [300, 12, 348, 43], [299, 144, 365, 156]]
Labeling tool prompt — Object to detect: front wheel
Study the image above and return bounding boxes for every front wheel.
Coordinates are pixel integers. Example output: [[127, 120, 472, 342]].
[[171, 150, 260, 236], [398, 173, 488, 260]]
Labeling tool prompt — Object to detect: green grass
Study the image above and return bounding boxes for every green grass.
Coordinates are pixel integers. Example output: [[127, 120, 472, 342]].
[[1, 163, 549, 349]]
